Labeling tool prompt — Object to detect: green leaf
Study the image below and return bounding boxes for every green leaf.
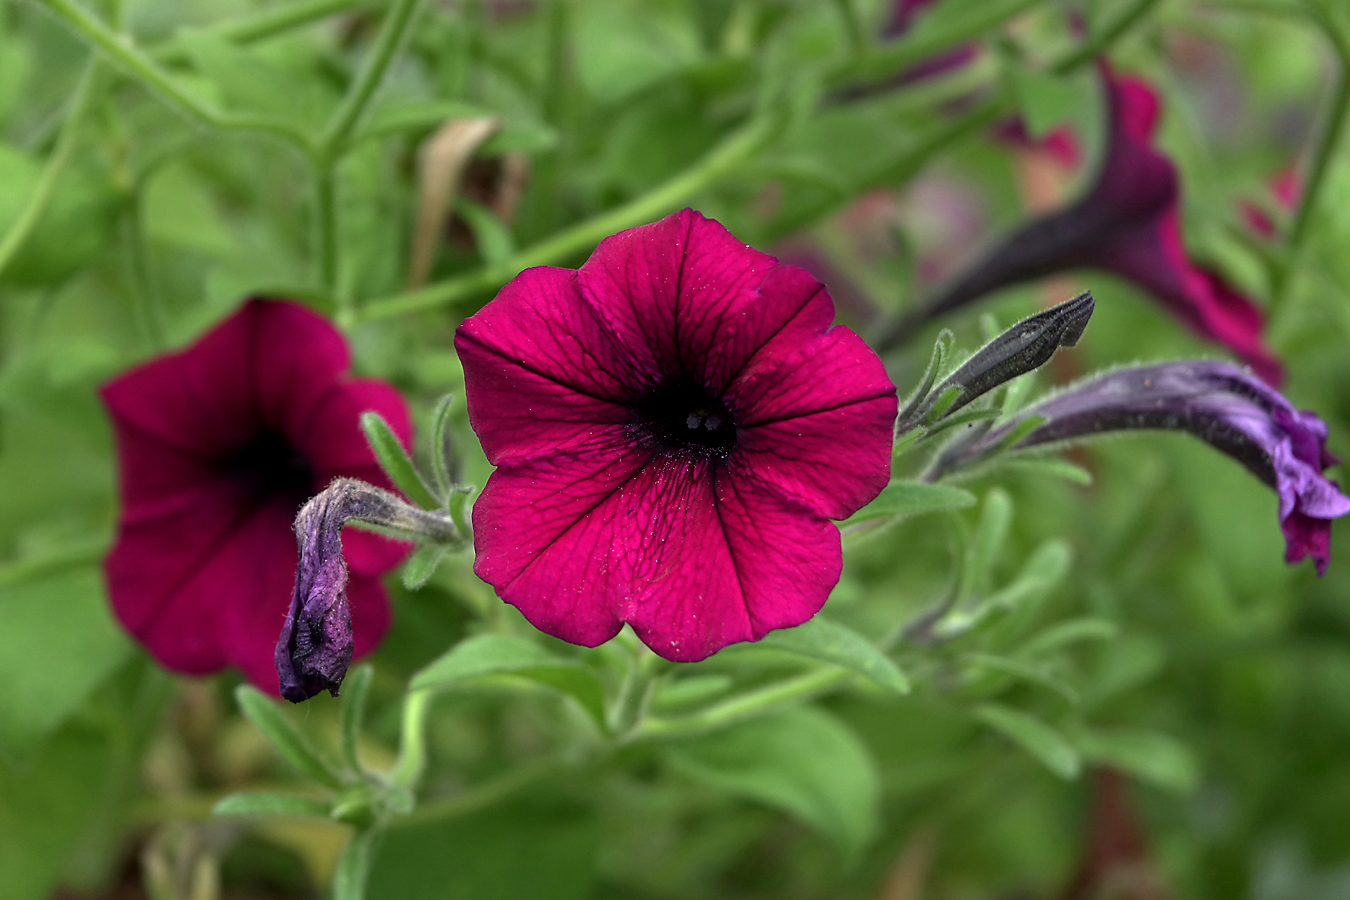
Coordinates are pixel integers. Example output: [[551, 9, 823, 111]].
[[234, 685, 343, 789], [974, 703, 1080, 780], [177, 27, 329, 127], [967, 488, 1012, 596], [411, 635, 606, 728], [402, 543, 450, 590], [1011, 66, 1082, 137], [455, 197, 516, 268], [845, 481, 976, 524], [667, 706, 879, 859], [370, 798, 595, 900], [986, 539, 1072, 612], [340, 664, 375, 774], [999, 455, 1094, 485], [0, 570, 131, 763], [1019, 618, 1119, 657], [757, 617, 909, 693], [1070, 728, 1199, 794], [357, 99, 494, 143], [360, 411, 440, 511], [212, 792, 331, 818], [428, 392, 457, 502], [479, 122, 560, 155]]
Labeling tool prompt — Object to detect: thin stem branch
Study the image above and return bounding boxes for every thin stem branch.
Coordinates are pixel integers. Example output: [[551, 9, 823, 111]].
[[0, 59, 99, 280], [38, 0, 317, 153], [153, 0, 381, 64], [387, 688, 432, 790], [390, 761, 561, 829], [124, 191, 166, 351], [825, 0, 1041, 90], [0, 537, 107, 588], [320, 0, 424, 158], [1289, 2, 1350, 250], [356, 111, 781, 321], [633, 667, 853, 740], [315, 166, 341, 306], [1050, 0, 1163, 75]]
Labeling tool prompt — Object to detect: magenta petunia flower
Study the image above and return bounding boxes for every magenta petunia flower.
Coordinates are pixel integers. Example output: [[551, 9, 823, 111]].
[[884, 65, 1284, 385], [945, 360, 1350, 573], [456, 209, 898, 662], [102, 299, 413, 694]]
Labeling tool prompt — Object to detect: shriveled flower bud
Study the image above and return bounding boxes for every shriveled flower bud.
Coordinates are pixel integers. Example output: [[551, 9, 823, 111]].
[[277, 478, 459, 702], [938, 361, 1350, 573]]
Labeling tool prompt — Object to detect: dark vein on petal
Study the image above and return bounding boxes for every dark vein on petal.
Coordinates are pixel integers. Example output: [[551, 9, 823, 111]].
[[740, 388, 897, 428], [711, 466, 756, 637], [501, 453, 655, 590], [722, 282, 825, 391], [457, 330, 630, 405]]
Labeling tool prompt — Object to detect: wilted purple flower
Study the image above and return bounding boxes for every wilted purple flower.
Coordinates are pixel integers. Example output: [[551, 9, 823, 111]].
[[882, 66, 1283, 385], [277, 479, 458, 702], [946, 361, 1350, 573]]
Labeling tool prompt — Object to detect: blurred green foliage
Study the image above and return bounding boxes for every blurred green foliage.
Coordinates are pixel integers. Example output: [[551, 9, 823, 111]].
[[1, 0, 1349, 898]]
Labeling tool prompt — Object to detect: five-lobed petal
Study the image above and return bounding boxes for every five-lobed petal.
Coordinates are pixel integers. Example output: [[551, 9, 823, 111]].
[[457, 209, 898, 661]]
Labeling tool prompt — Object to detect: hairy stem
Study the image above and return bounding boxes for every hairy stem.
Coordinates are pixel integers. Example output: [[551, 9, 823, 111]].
[[153, 0, 381, 64], [1050, 0, 1163, 75], [356, 111, 781, 321], [37, 0, 316, 152], [1289, 2, 1350, 251], [387, 688, 432, 790], [633, 667, 853, 740], [320, 0, 424, 157]]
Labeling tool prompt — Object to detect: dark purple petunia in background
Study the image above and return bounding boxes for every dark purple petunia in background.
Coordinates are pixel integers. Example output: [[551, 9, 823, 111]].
[[883, 64, 1284, 385], [102, 299, 413, 694], [947, 360, 1350, 573], [456, 209, 898, 662]]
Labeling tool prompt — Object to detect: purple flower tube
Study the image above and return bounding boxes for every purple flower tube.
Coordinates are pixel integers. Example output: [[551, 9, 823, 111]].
[[948, 361, 1350, 574]]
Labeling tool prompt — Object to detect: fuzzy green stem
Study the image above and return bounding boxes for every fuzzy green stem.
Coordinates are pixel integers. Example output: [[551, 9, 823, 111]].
[[37, 0, 316, 153], [633, 667, 853, 740], [356, 111, 781, 321], [0, 61, 98, 279], [390, 760, 560, 829], [825, 0, 1040, 90], [1050, 0, 1163, 76], [315, 166, 341, 306], [1289, 4, 1350, 251], [388, 688, 432, 790], [153, 0, 382, 64], [320, 0, 424, 158], [124, 191, 166, 350]]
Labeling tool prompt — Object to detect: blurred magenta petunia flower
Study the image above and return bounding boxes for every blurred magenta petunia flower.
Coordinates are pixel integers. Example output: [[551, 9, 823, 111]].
[[952, 360, 1350, 573], [456, 209, 898, 661], [102, 299, 412, 694], [886, 65, 1284, 385]]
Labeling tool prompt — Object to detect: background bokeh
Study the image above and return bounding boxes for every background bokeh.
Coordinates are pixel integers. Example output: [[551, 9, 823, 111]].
[[2, 0, 1349, 898]]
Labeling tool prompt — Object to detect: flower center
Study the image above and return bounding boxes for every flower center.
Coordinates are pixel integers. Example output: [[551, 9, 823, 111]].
[[223, 431, 314, 502], [633, 376, 738, 459]]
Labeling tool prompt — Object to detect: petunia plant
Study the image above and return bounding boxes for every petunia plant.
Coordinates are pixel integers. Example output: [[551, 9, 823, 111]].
[[3, 1, 1350, 899]]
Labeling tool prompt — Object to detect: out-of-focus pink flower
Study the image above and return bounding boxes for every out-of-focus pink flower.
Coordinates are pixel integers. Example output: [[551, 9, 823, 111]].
[[991, 119, 1083, 171], [456, 209, 897, 661], [1239, 162, 1302, 239], [102, 300, 412, 694], [884, 65, 1284, 385]]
